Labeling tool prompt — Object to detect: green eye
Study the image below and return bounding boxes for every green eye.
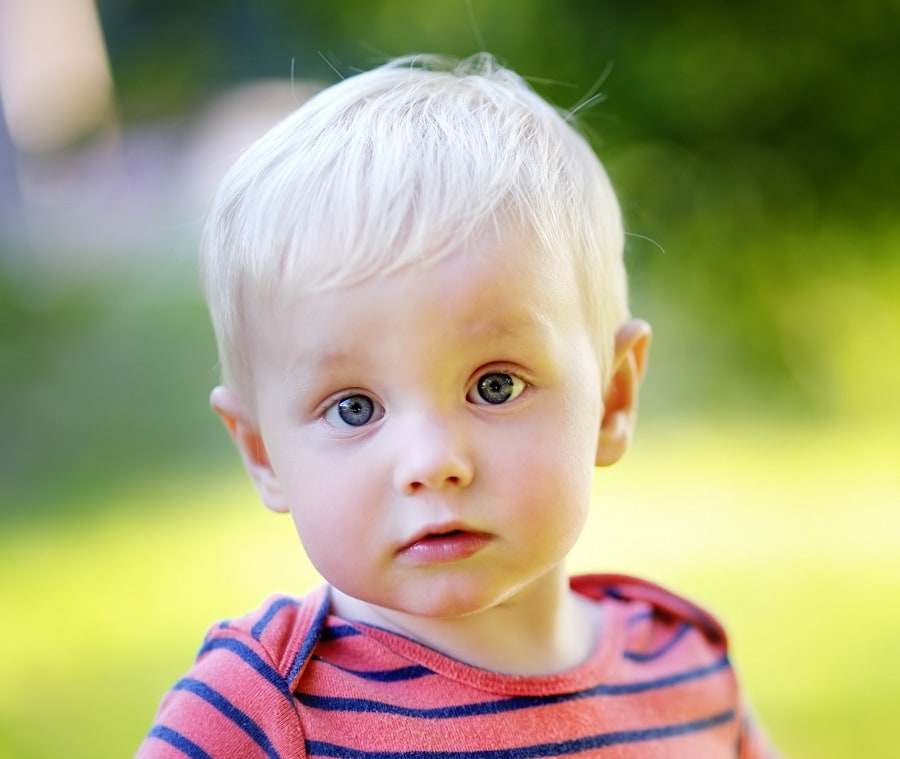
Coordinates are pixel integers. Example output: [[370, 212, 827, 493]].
[[469, 373, 526, 405]]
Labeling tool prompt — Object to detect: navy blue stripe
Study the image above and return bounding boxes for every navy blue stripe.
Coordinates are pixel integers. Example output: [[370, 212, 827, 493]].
[[306, 709, 735, 758], [174, 678, 282, 759], [626, 609, 655, 625], [604, 585, 628, 601], [199, 637, 294, 704], [624, 622, 692, 662], [311, 656, 433, 682], [251, 597, 301, 639], [286, 591, 332, 684], [297, 656, 730, 717], [320, 624, 362, 641], [147, 725, 214, 759]]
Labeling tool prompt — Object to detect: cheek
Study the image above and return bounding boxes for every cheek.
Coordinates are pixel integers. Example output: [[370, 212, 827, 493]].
[[287, 495, 372, 588], [275, 451, 384, 573], [492, 410, 596, 517], [521, 393, 600, 509]]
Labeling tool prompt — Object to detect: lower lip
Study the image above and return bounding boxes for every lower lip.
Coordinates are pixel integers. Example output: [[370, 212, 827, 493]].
[[399, 532, 492, 564]]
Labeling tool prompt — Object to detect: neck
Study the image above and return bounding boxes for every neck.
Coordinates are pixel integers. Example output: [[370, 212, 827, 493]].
[[330, 568, 597, 675]]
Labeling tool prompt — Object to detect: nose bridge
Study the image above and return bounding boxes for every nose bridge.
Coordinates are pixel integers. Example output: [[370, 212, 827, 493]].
[[392, 405, 474, 494]]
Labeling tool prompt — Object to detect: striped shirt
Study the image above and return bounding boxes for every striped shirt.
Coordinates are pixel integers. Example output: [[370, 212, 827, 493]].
[[137, 574, 776, 758]]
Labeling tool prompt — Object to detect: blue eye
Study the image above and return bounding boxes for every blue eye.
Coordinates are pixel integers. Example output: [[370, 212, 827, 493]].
[[468, 372, 526, 405], [325, 394, 384, 428]]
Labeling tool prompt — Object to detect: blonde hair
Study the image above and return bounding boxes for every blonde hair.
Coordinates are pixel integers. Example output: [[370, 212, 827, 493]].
[[201, 53, 628, 398]]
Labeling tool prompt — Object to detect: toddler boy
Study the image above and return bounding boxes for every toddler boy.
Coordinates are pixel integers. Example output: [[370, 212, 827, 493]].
[[138, 54, 776, 757]]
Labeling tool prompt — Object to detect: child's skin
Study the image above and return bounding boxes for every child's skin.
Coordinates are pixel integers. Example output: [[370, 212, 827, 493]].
[[210, 226, 651, 677]]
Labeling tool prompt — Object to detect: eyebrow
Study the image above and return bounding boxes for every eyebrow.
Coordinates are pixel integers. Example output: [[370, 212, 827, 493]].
[[293, 347, 363, 382], [455, 310, 551, 341], [279, 308, 553, 392], [273, 346, 360, 397]]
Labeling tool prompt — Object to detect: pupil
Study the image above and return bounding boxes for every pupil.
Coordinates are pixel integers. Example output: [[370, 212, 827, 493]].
[[478, 373, 513, 404], [338, 395, 374, 426]]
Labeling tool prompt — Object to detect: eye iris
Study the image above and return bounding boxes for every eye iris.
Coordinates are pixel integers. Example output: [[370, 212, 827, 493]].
[[478, 373, 514, 404], [337, 395, 375, 426]]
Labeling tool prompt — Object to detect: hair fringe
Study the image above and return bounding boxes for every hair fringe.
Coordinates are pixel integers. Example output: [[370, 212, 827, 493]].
[[201, 53, 628, 400]]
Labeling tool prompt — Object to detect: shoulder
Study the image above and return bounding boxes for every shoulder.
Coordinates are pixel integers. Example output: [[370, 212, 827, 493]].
[[572, 573, 729, 652], [573, 576, 780, 758], [203, 585, 331, 688], [136, 587, 330, 758]]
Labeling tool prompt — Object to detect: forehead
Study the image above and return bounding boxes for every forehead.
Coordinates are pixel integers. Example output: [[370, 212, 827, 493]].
[[256, 234, 586, 366]]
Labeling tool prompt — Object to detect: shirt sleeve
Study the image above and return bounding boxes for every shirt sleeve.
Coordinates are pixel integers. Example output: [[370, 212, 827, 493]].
[[135, 624, 307, 759]]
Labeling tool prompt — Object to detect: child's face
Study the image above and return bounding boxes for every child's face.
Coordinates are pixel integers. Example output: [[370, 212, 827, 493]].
[[223, 235, 610, 620]]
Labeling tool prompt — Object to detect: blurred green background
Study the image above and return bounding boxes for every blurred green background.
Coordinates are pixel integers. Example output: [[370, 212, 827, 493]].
[[1, 1, 898, 757]]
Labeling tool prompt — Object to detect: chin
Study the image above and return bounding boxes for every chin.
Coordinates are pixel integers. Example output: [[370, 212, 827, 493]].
[[384, 580, 525, 620]]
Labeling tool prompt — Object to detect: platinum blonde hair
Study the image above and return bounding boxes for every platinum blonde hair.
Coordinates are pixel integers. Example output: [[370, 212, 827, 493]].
[[201, 53, 628, 398]]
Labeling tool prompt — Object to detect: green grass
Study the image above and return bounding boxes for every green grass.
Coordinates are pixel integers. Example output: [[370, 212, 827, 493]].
[[1, 420, 897, 758]]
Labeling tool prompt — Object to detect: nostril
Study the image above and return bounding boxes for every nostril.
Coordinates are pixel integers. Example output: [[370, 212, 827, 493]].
[[403, 475, 463, 495]]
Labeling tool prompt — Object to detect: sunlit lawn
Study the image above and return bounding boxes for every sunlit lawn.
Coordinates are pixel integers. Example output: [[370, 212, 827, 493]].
[[2, 420, 897, 758]]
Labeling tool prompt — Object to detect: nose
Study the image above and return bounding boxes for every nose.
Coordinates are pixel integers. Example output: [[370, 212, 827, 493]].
[[392, 414, 474, 495]]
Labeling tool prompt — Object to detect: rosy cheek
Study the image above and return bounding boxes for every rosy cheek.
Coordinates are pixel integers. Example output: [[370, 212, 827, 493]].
[[291, 508, 355, 576]]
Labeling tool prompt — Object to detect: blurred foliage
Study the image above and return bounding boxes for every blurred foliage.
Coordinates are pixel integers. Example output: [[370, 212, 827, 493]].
[[2, 4, 898, 757], [96, 0, 899, 220], [3, 0, 899, 515], [0, 259, 230, 523], [94, 0, 900, 411], [1, 1, 896, 501]]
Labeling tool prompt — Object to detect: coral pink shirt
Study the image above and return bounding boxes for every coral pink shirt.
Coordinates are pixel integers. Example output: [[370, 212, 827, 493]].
[[137, 574, 776, 758]]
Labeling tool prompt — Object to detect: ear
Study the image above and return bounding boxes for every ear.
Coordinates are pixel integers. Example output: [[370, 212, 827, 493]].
[[209, 385, 289, 513], [595, 319, 652, 467]]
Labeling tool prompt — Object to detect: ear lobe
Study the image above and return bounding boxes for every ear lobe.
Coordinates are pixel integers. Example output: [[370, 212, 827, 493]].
[[209, 386, 289, 513], [595, 319, 652, 467]]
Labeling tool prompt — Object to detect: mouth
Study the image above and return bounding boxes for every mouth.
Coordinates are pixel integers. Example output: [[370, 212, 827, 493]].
[[397, 526, 493, 564], [421, 528, 465, 540]]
